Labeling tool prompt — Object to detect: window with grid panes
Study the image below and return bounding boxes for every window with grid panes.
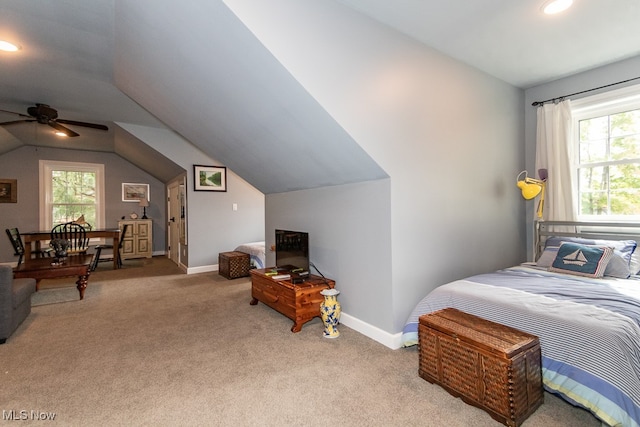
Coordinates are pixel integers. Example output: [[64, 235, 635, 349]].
[[572, 86, 640, 220], [39, 160, 104, 230]]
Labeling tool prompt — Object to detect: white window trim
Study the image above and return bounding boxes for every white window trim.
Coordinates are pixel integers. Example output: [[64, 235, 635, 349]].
[[39, 160, 105, 230], [571, 83, 640, 221], [572, 83, 640, 118]]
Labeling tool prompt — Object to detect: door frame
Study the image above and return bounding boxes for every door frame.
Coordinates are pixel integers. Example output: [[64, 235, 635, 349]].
[[167, 175, 186, 267]]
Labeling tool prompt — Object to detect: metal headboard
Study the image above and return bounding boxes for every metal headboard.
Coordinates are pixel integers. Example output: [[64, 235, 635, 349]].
[[535, 220, 640, 260]]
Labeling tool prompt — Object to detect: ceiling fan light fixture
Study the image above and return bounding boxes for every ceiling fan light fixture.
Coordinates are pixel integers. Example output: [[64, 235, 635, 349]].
[[541, 0, 573, 15], [0, 40, 21, 52], [54, 131, 68, 137], [1, 103, 107, 137]]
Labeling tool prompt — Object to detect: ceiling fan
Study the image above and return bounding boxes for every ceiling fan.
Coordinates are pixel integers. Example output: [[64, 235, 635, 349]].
[[0, 103, 108, 137]]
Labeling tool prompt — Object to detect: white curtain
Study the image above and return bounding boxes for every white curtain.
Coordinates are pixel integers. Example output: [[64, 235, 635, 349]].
[[535, 100, 577, 221]]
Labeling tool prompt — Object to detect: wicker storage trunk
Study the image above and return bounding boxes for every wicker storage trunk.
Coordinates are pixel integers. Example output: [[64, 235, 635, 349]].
[[419, 308, 543, 427], [218, 251, 250, 279]]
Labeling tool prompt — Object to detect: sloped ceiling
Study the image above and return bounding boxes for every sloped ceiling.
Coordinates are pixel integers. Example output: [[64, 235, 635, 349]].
[[0, 0, 182, 183], [113, 0, 387, 194], [113, 125, 186, 182], [0, 105, 185, 183], [1, 0, 639, 191]]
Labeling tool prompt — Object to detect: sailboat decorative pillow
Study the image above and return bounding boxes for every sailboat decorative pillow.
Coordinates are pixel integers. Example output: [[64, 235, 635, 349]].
[[549, 242, 614, 278]]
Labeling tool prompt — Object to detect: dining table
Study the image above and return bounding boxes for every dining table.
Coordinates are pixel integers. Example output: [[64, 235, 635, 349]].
[[21, 228, 121, 270]]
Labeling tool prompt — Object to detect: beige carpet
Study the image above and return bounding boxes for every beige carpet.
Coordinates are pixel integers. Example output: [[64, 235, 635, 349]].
[[1, 257, 601, 426]]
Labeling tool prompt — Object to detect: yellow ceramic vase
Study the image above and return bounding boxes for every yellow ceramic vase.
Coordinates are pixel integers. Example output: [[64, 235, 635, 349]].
[[320, 288, 341, 338]]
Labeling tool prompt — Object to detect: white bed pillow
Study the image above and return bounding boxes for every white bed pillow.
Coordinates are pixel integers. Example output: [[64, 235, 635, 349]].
[[630, 249, 640, 276]]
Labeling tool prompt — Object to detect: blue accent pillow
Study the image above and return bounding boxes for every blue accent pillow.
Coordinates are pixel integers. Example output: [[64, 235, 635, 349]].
[[538, 236, 637, 278], [545, 236, 636, 263], [549, 242, 613, 278]]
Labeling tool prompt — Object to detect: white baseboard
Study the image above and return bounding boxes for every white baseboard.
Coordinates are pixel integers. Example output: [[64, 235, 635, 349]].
[[339, 312, 403, 350], [186, 263, 218, 274], [182, 265, 404, 349]]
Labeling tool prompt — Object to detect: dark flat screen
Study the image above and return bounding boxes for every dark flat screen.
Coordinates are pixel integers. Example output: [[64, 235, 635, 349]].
[[275, 229, 309, 272]]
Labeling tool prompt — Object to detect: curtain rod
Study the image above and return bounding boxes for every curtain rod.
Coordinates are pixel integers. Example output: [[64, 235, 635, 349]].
[[531, 76, 640, 107]]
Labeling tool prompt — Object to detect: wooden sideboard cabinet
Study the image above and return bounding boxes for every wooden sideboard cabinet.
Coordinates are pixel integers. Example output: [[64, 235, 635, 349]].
[[118, 219, 153, 259]]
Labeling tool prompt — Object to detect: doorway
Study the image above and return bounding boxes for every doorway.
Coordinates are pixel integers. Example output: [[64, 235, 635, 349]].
[[167, 176, 186, 267]]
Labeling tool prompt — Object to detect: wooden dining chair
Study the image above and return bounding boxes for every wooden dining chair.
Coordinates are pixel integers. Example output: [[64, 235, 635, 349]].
[[6, 228, 53, 265], [50, 222, 89, 255], [5, 228, 26, 266], [89, 224, 129, 271]]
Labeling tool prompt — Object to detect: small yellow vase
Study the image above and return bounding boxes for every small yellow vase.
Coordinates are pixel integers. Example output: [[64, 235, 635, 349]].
[[320, 288, 341, 338]]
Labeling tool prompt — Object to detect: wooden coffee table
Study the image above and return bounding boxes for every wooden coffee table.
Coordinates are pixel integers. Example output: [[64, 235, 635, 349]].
[[13, 254, 93, 300]]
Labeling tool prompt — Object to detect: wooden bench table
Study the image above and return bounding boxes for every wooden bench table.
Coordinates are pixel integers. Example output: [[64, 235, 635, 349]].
[[13, 254, 93, 300], [250, 268, 335, 332]]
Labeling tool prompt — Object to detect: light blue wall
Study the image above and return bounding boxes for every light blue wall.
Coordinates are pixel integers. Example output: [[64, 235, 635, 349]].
[[266, 179, 393, 330], [118, 124, 265, 269], [251, 0, 525, 337], [0, 146, 166, 261], [0, 128, 266, 270], [523, 55, 640, 259]]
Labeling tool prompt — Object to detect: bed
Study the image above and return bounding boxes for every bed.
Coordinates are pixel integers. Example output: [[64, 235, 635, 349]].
[[402, 221, 640, 427], [234, 241, 265, 269]]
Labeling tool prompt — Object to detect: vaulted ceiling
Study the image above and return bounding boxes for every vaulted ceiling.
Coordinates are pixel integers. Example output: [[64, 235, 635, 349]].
[[1, 0, 639, 192]]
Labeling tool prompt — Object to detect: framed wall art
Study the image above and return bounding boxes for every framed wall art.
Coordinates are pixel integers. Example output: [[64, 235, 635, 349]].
[[122, 183, 150, 202], [0, 179, 17, 203], [194, 165, 227, 192]]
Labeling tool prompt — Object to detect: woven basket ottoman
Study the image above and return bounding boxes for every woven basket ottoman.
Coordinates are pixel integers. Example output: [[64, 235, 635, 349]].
[[418, 308, 543, 427], [218, 251, 250, 279]]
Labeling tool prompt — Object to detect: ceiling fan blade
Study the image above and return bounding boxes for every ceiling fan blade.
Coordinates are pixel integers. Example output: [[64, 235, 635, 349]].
[[0, 119, 35, 126], [56, 119, 108, 131], [48, 121, 80, 137], [0, 109, 32, 118]]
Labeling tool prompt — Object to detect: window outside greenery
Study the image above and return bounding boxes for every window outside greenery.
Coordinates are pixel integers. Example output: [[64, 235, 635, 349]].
[[578, 108, 640, 217], [51, 170, 97, 227]]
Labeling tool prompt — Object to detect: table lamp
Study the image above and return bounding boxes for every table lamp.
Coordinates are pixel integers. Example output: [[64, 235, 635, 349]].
[[139, 198, 149, 219], [516, 170, 547, 218]]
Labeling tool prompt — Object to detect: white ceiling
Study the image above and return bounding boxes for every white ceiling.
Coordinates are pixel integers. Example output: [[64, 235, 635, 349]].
[[334, 0, 640, 88], [1, 0, 639, 186]]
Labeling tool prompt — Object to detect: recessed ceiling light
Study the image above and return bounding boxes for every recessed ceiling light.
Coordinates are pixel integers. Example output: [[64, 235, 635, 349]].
[[542, 0, 573, 15], [0, 40, 21, 52]]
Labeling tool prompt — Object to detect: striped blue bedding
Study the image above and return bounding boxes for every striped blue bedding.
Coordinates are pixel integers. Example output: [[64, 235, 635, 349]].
[[402, 266, 640, 427]]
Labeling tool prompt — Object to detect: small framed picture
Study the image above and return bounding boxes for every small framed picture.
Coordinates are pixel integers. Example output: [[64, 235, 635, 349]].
[[122, 183, 150, 202], [0, 179, 17, 203], [194, 165, 227, 192]]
